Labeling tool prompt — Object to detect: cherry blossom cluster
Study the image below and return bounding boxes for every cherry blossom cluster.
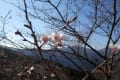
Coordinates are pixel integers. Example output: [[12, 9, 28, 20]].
[[40, 33, 64, 46]]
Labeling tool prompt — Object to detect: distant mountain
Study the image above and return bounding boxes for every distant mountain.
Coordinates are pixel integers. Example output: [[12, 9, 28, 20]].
[[17, 46, 104, 71], [1, 46, 120, 71], [1, 46, 120, 80], [41, 46, 120, 70]]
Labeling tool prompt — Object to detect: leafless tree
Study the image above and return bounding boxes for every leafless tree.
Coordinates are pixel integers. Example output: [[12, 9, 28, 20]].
[[3, 0, 120, 80]]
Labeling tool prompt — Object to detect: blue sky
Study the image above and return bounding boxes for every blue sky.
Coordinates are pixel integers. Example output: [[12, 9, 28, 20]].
[[0, 0, 105, 49], [0, 1, 20, 46], [0, 0, 48, 47], [0, 0, 119, 49]]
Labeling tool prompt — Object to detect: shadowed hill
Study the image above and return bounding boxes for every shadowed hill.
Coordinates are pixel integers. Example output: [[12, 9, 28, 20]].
[[0, 46, 80, 80], [1, 46, 120, 80]]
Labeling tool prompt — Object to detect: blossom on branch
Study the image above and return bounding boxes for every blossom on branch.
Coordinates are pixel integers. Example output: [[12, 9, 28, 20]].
[[50, 33, 60, 43], [40, 33, 64, 47], [40, 35, 48, 44], [50, 33, 64, 46]]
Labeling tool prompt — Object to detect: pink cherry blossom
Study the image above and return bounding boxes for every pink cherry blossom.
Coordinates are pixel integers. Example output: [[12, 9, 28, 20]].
[[40, 33, 64, 47], [50, 33, 60, 42], [50, 33, 64, 46], [40, 35, 48, 44]]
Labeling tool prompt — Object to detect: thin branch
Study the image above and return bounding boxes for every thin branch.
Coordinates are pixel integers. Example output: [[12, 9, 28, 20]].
[[23, 0, 43, 58], [104, 0, 117, 59]]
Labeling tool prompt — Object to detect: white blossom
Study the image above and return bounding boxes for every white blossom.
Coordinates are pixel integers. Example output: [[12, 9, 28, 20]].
[[50, 73, 55, 77]]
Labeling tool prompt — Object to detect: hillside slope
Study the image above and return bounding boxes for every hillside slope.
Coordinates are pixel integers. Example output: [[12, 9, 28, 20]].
[[0, 46, 75, 80]]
